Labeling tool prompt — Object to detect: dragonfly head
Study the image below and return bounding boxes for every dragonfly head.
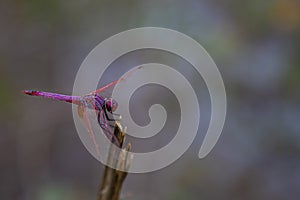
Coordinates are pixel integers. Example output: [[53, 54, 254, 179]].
[[105, 98, 118, 112]]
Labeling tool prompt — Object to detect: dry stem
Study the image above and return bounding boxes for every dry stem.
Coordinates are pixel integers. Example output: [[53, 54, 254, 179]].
[[97, 122, 132, 200]]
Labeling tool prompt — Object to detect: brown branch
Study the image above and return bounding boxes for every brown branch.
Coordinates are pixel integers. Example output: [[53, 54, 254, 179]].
[[97, 122, 132, 200]]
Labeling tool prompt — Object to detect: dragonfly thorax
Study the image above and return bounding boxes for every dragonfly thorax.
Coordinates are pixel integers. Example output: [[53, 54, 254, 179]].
[[81, 95, 118, 113]]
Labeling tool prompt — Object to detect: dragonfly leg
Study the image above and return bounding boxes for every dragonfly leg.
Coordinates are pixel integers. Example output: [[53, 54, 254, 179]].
[[111, 112, 122, 120], [98, 110, 110, 129], [104, 108, 116, 121], [97, 110, 120, 147], [97, 113, 105, 129]]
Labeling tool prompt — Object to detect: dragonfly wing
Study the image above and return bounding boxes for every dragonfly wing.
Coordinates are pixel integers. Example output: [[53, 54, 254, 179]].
[[90, 66, 143, 95], [78, 105, 101, 157], [91, 79, 121, 94]]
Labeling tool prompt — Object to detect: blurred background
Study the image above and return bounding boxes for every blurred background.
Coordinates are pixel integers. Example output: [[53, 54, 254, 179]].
[[1, 0, 300, 199]]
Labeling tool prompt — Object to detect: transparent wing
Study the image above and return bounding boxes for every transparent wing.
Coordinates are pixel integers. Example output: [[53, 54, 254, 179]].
[[89, 66, 143, 95], [78, 105, 101, 157]]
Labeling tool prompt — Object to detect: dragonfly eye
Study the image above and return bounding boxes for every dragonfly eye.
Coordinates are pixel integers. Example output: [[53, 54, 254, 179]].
[[106, 98, 118, 112]]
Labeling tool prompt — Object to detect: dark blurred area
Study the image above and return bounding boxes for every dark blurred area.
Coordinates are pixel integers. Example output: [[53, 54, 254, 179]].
[[1, 0, 300, 199]]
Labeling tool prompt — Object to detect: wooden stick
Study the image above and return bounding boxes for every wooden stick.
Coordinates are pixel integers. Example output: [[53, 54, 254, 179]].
[[97, 122, 132, 200]]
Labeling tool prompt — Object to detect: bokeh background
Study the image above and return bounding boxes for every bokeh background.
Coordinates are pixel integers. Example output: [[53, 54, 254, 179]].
[[1, 0, 300, 199]]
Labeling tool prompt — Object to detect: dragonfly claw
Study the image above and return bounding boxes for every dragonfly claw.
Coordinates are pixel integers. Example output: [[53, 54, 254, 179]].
[[112, 113, 122, 121], [119, 115, 122, 120]]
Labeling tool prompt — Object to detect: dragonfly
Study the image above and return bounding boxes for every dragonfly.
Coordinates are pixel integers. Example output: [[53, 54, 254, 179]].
[[23, 67, 141, 156]]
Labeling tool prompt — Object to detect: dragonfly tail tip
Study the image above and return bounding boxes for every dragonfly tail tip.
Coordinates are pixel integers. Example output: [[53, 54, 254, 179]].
[[22, 90, 29, 94], [22, 90, 38, 96]]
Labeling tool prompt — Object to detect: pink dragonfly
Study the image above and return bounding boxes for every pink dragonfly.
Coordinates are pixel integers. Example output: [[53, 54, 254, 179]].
[[23, 67, 141, 156]]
